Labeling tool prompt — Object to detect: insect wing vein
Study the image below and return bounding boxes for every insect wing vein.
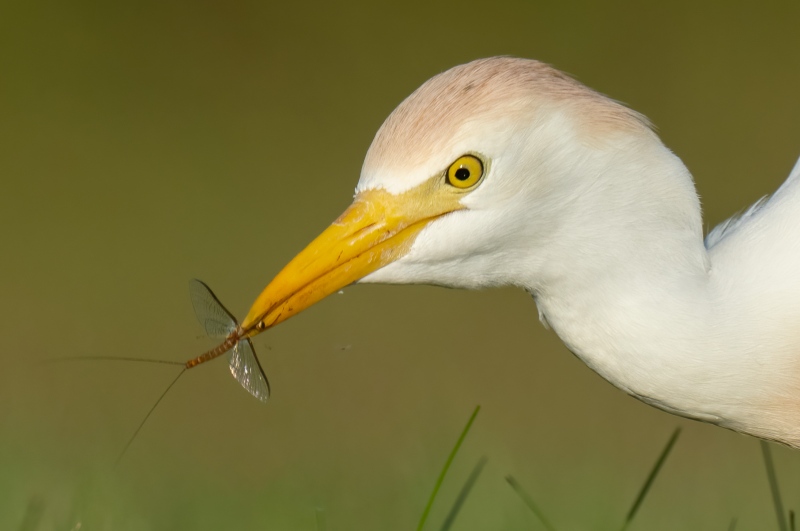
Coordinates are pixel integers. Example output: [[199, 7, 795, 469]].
[[228, 338, 270, 402], [189, 279, 237, 338]]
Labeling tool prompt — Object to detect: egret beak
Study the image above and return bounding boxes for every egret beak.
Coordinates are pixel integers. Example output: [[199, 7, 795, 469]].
[[240, 184, 462, 335]]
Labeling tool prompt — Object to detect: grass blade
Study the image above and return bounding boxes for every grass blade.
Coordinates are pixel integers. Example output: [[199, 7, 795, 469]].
[[439, 456, 487, 531], [506, 475, 557, 531], [315, 507, 326, 531], [416, 405, 480, 531], [17, 496, 45, 531], [728, 517, 737, 531], [761, 440, 788, 531], [621, 427, 681, 530]]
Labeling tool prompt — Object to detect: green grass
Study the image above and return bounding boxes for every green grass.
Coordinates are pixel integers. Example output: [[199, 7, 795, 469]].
[[415, 411, 684, 531], [11, 411, 800, 530], [620, 428, 682, 531], [438, 457, 487, 531], [502, 428, 680, 531], [762, 440, 790, 531], [416, 405, 481, 531], [16, 497, 44, 531], [505, 476, 557, 531]]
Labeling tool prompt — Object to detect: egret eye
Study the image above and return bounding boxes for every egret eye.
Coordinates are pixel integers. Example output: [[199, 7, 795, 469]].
[[446, 155, 484, 189]]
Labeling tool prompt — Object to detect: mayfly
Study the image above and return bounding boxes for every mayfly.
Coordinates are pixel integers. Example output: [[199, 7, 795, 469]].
[[186, 279, 270, 402], [69, 279, 271, 462]]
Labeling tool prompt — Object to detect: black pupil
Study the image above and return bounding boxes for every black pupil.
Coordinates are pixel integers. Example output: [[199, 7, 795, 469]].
[[454, 167, 471, 181]]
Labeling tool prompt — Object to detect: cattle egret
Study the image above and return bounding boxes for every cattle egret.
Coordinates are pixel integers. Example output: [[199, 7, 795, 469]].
[[222, 57, 800, 447]]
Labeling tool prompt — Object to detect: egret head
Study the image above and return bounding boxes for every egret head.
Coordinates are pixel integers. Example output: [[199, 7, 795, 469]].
[[240, 57, 678, 336]]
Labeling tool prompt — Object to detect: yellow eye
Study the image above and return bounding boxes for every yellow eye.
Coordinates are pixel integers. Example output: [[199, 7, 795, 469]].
[[446, 155, 484, 189]]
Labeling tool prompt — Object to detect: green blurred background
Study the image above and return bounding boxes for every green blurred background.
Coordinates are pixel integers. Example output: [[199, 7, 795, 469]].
[[2, 1, 799, 529]]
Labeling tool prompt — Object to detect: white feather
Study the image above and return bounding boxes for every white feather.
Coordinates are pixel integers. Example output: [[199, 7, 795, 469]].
[[360, 57, 800, 447]]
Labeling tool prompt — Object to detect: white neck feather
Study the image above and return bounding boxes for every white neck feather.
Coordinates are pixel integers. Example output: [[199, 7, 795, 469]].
[[524, 139, 800, 446]]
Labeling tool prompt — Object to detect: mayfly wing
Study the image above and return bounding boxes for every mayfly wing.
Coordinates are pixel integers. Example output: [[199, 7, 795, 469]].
[[228, 338, 270, 402], [117, 279, 269, 463], [189, 278, 237, 338], [189, 278, 271, 400]]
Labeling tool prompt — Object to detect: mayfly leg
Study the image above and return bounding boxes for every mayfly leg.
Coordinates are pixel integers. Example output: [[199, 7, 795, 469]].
[[50, 279, 271, 462], [116, 280, 270, 461], [116, 367, 186, 464]]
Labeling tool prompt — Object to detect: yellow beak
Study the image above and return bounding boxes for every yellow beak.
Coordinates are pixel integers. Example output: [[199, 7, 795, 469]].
[[240, 184, 463, 335]]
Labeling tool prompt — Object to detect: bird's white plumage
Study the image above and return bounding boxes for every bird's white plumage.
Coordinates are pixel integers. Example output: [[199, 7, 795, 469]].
[[358, 57, 800, 447]]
